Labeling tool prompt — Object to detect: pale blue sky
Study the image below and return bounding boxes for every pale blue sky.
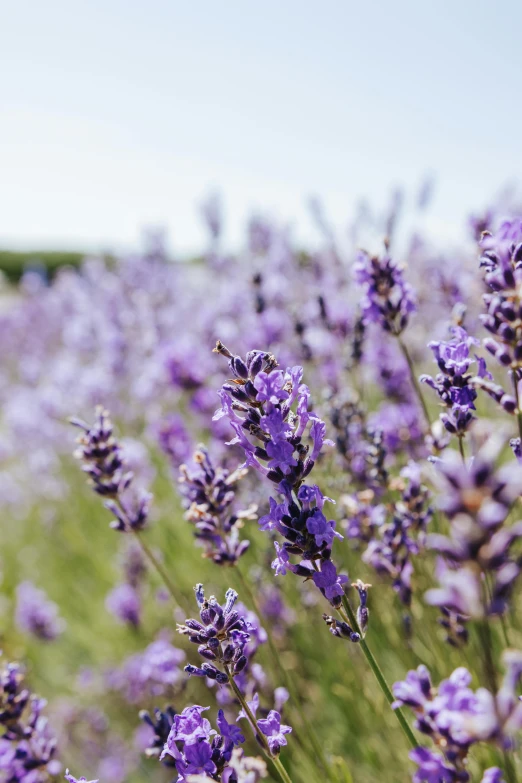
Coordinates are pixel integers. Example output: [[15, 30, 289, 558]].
[[1, 0, 520, 253]]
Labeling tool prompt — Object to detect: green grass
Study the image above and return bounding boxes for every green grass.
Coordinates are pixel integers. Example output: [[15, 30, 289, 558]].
[[0, 250, 87, 282]]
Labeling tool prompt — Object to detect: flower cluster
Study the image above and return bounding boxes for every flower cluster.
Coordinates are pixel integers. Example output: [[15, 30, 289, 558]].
[[426, 434, 522, 618], [213, 344, 353, 612], [0, 658, 61, 782], [393, 653, 522, 782], [71, 406, 152, 532], [159, 705, 246, 780], [420, 327, 484, 436], [354, 249, 416, 335], [178, 446, 256, 566], [15, 581, 66, 641], [178, 586, 251, 684]]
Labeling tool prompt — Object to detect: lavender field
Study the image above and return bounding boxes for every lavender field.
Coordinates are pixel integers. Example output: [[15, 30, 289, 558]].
[[3, 191, 522, 783]]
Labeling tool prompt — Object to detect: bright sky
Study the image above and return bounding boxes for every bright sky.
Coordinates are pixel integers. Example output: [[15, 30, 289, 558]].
[[1, 0, 521, 254]]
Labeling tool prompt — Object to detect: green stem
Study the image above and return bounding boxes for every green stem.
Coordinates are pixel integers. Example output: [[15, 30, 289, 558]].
[[234, 567, 338, 782], [458, 435, 466, 463], [512, 371, 522, 442], [477, 610, 517, 783], [339, 594, 417, 750], [225, 664, 294, 783], [397, 336, 432, 428], [132, 529, 182, 611]]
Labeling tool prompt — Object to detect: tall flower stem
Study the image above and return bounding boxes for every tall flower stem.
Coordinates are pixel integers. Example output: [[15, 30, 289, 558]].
[[397, 336, 432, 428], [511, 371, 522, 442], [338, 594, 417, 750], [131, 529, 182, 611], [234, 565, 339, 783], [225, 664, 294, 783]]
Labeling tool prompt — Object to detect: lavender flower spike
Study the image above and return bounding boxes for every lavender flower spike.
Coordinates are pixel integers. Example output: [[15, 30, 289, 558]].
[[177, 584, 250, 683], [354, 248, 416, 335], [71, 406, 152, 532], [15, 581, 66, 641]]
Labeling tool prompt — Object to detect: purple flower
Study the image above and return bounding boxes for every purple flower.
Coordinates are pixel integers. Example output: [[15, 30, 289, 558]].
[[392, 665, 432, 710], [182, 740, 217, 776], [306, 509, 342, 548], [310, 419, 334, 461], [257, 710, 292, 754], [481, 768, 505, 783], [271, 542, 290, 576], [178, 585, 250, 681], [266, 439, 297, 473], [312, 560, 348, 605], [354, 249, 416, 335], [65, 772, 99, 783], [217, 710, 245, 746], [409, 747, 455, 783], [254, 371, 289, 405], [259, 497, 285, 532], [105, 583, 141, 627], [161, 706, 213, 758], [425, 561, 483, 618], [15, 581, 65, 641]]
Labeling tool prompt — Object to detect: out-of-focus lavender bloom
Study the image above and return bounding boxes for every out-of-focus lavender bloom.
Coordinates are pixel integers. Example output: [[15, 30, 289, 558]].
[[65, 771, 99, 783], [105, 583, 141, 627], [0, 658, 61, 782], [329, 393, 390, 492], [354, 249, 416, 335], [426, 433, 522, 617], [360, 462, 432, 608], [157, 413, 194, 471], [109, 638, 185, 704], [408, 747, 455, 783], [221, 747, 267, 782], [395, 653, 522, 782], [179, 446, 255, 565], [71, 406, 152, 532], [15, 581, 66, 640], [480, 769, 505, 783]]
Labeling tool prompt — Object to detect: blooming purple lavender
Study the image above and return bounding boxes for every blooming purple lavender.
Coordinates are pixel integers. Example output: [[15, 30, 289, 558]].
[[420, 326, 483, 437], [0, 657, 61, 782], [354, 248, 416, 335], [178, 585, 251, 684], [256, 711, 292, 755], [71, 406, 152, 532], [148, 702, 268, 783], [213, 344, 355, 614], [178, 445, 255, 565], [15, 581, 66, 641], [159, 705, 244, 779], [477, 220, 522, 421]]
